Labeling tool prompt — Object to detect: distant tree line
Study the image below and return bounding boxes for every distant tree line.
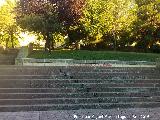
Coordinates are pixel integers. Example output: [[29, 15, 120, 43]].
[[0, 0, 160, 52]]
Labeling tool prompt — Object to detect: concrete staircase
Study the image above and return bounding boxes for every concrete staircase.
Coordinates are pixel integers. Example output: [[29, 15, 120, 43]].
[[0, 66, 160, 112], [0, 49, 19, 65]]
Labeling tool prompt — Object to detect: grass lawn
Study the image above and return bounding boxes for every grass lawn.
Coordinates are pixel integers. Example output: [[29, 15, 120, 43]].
[[28, 50, 160, 62]]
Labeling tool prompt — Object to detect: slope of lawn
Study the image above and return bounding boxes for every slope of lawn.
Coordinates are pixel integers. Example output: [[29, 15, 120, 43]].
[[28, 50, 160, 62]]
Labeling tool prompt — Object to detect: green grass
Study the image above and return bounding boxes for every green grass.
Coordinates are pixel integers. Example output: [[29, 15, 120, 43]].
[[28, 50, 160, 62]]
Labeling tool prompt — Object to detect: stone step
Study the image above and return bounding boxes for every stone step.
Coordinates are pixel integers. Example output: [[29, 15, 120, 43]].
[[69, 72, 160, 76], [0, 87, 158, 93], [0, 66, 158, 72], [0, 67, 158, 77], [0, 92, 159, 99], [55, 74, 160, 79], [0, 61, 15, 65], [48, 83, 158, 88], [0, 79, 159, 84], [0, 66, 158, 73], [0, 97, 159, 105], [0, 55, 16, 65], [0, 80, 158, 88], [0, 74, 159, 79], [0, 75, 52, 79], [94, 68, 158, 72], [0, 102, 160, 112], [0, 65, 159, 111], [0, 70, 159, 75]]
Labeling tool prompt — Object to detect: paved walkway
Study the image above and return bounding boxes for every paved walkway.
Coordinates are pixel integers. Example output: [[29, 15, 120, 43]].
[[0, 108, 159, 120]]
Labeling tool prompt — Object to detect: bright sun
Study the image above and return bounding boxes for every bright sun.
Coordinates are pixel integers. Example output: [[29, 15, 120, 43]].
[[0, 0, 5, 6], [18, 32, 38, 46], [0, 0, 16, 6]]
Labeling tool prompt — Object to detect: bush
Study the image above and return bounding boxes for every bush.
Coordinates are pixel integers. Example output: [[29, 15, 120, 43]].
[[150, 44, 160, 53]]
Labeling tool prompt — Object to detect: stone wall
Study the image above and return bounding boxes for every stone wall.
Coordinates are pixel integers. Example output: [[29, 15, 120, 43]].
[[156, 58, 160, 68], [0, 48, 19, 65], [15, 46, 29, 65], [15, 45, 157, 67]]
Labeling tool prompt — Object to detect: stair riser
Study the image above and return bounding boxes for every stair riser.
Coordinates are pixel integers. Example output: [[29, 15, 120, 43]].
[[0, 69, 159, 74], [0, 97, 159, 105], [0, 87, 158, 93], [0, 92, 159, 99], [0, 67, 158, 74], [0, 79, 159, 84], [0, 75, 159, 79], [55, 75, 160, 79], [0, 79, 159, 88], [0, 103, 160, 112]]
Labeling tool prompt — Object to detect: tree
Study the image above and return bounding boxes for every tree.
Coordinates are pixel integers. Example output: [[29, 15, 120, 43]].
[[55, 0, 86, 49], [55, 0, 86, 26], [80, 0, 137, 50], [0, 0, 19, 48], [16, 0, 62, 52], [79, 0, 108, 44], [17, 0, 86, 51], [133, 0, 160, 51]]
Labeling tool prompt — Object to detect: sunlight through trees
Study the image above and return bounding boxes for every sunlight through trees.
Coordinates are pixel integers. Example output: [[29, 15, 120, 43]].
[[0, 0, 159, 52]]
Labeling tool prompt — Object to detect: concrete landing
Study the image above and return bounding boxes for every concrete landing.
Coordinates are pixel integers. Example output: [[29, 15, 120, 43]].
[[0, 108, 159, 120]]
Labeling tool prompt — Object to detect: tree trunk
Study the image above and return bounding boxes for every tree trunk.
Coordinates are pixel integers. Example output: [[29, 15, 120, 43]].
[[113, 33, 117, 51], [75, 42, 80, 50], [45, 35, 50, 52], [43, 33, 49, 52], [45, 32, 52, 53], [50, 40, 54, 50], [113, 39, 117, 51], [5, 38, 9, 49], [10, 31, 14, 48]]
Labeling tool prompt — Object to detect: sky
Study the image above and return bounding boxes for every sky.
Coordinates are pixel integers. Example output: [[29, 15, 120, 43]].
[[0, 0, 37, 47], [0, 0, 5, 6], [0, 0, 16, 6]]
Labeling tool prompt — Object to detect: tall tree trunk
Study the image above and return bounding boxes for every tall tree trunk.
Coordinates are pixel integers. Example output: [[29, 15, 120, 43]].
[[5, 38, 9, 49], [113, 32, 117, 51], [42, 33, 49, 52], [45, 32, 51, 52], [75, 41, 80, 50], [50, 40, 54, 50], [11, 31, 14, 48]]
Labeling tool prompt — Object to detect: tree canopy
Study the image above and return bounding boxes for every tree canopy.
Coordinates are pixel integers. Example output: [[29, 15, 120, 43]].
[[133, 0, 160, 51], [0, 0, 19, 48], [10, 0, 160, 52], [16, 0, 63, 51]]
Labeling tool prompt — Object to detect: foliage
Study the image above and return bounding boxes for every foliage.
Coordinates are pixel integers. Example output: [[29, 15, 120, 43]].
[[133, 0, 160, 51], [79, 0, 137, 49], [80, 0, 108, 44], [0, 0, 19, 48], [16, 0, 63, 51], [55, 0, 86, 26], [52, 33, 66, 48], [14, 0, 160, 52]]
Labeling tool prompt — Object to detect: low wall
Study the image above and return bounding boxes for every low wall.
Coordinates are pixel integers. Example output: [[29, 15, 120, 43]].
[[156, 58, 160, 69], [15, 45, 34, 65], [15, 46, 157, 67], [15, 58, 156, 67]]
